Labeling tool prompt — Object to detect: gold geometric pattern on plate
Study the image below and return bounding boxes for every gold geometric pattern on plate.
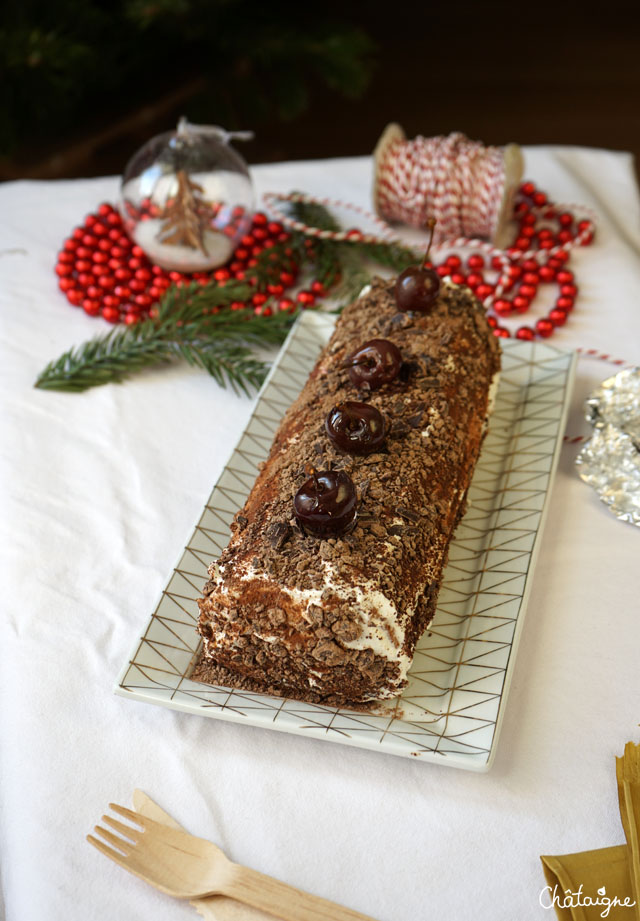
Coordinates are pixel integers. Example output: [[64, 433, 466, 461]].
[[116, 312, 576, 771]]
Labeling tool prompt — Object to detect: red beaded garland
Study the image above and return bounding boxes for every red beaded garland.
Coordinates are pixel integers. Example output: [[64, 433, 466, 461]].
[[424, 179, 595, 340], [56, 205, 306, 324]]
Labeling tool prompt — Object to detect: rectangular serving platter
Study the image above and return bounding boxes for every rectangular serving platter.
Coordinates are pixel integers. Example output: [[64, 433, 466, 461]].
[[116, 311, 576, 771]]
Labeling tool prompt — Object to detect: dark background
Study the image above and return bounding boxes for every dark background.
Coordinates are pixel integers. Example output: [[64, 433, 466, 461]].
[[2, 1, 639, 181]]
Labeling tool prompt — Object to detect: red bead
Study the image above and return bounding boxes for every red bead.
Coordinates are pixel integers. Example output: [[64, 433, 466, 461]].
[[556, 296, 574, 311], [63, 238, 78, 252], [507, 264, 523, 280], [446, 254, 462, 268], [230, 301, 247, 311], [247, 258, 258, 268], [82, 234, 97, 248], [516, 326, 535, 340], [267, 222, 283, 236], [72, 227, 85, 241], [557, 229, 573, 244], [98, 275, 115, 290], [251, 245, 264, 257], [101, 306, 120, 324], [58, 277, 74, 291], [520, 181, 536, 197], [234, 248, 249, 261], [466, 272, 483, 288], [580, 232, 594, 245], [253, 227, 268, 241], [278, 297, 295, 313], [493, 298, 513, 317], [549, 307, 568, 327], [514, 237, 530, 250], [134, 268, 152, 282], [296, 290, 316, 307], [128, 257, 143, 271], [108, 228, 122, 242], [77, 273, 95, 287], [491, 255, 504, 271], [310, 280, 326, 295], [98, 203, 113, 217], [114, 268, 132, 281], [74, 259, 92, 273], [540, 238, 555, 249], [536, 318, 554, 338], [86, 285, 102, 298], [519, 283, 538, 299], [114, 285, 131, 299], [539, 265, 556, 283], [134, 294, 152, 308], [436, 265, 450, 277], [251, 292, 268, 307], [522, 271, 539, 285], [560, 283, 578, 297], [67, 289, 83, 306], [475, 283, 494, 299], [555, 270, 573, 284], [486, 315, 497, 328], [493, 326, 510, 338], [92, 251, 108, 264], [82, 298, 100, 316], [253, 212, 268, 225], [577, 220, 592, 232], [102, 294, 121, 309], [538, 228, 553, 240], [558, 212, 573, 227], [55, 263, 73, 277], [532, 191, 547, 207], [522, 213, 537, 226], [110, 246, 125, 259], [214, 268, 230, 282], [107, 258, 124, 271], [522, 259, 538, 272], [450, 272, 466, 285], [280, 271, 295, 286], [58, 250, 74, 264], [520, 225, 536, 238], [106, 212, 122, 226], [553, 249, 569, 263], [124, 312, 140, 325], [513, 294, 531, 313], [84, 214, 97, 227]]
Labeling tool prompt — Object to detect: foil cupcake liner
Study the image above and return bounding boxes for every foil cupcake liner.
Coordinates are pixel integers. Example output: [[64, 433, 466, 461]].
[[576, 367, 640, 527]]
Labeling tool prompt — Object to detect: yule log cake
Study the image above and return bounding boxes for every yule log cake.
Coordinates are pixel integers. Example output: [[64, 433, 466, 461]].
[[193, 273, 501, 708]]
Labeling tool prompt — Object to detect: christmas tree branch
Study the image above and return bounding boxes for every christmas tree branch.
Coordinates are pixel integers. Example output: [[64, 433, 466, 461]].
[[35, 282, 294, 394]]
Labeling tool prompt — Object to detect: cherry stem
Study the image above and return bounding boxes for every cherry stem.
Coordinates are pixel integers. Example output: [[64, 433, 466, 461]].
[[336, 402, 357, 428], [305, 464, 322, 492], [421, 217, 436, 270]]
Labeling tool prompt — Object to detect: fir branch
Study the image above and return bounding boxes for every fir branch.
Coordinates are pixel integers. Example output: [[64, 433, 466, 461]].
[[35, 281, 294, 394]]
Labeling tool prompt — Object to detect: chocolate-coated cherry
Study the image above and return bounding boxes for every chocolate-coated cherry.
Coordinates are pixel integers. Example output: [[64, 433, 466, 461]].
[[293, 467, 357, 537], [325, 401, 386, 456], [395, 217, 440, 313], [346, 338, 402, 390]]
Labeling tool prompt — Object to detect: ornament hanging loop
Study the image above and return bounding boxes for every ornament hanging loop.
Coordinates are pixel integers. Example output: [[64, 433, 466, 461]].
[[176, 116, 254, 146]]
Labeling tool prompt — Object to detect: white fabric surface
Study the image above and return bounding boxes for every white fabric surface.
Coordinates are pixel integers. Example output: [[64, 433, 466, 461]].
[[1, 148, 640, 921]]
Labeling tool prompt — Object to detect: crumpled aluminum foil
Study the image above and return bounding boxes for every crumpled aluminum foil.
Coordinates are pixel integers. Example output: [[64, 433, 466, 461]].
[[575, 368, 640, 527]]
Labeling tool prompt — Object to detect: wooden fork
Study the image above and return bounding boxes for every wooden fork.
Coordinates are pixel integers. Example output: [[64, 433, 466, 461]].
[[88, 803, 377, 921]]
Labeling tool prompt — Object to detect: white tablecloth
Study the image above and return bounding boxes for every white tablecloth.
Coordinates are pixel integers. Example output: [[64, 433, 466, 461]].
[[1, 148, 639, 921]]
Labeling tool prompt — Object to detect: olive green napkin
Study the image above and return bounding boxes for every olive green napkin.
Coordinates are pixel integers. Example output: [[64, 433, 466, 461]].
[[541, 742, 640, 920]]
